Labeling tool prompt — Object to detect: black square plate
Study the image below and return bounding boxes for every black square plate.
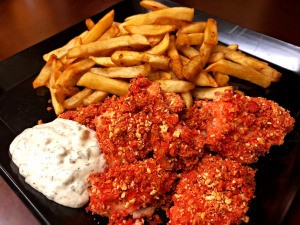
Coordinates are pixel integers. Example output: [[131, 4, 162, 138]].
[[0, 0, 300, 224]]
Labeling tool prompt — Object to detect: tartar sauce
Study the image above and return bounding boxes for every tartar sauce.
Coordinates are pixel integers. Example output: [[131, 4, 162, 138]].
[[9, 118, 106, 208]]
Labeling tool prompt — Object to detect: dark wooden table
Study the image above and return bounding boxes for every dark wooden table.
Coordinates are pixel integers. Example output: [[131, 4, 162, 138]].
[[0, 0, 299, 224]]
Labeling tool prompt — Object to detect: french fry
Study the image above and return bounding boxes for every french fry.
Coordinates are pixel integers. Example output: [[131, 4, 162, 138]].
[[89, 56, 116, 67], [49, 57, 65, 115], [181, 91, 193, 108], [207, 52, 225, 64], [203, 18, 218, 46], [111, 51, 169, 70], [33, 54, 56, 88], [167, 35, 183, 79], [192, 86, 233, 99], [182, 19, 217, 80], [193, 71, 218, 87], [55, 85, 80, 97], [124, 14, 144, 22], [224, 50, 281, 82], [178, 22, 206, 34], [259, 67, 281, 82], [155, 79, 195, 93], [85, 18, 95, 30], [180, 55, 190, 65], [153, 17, 189, 29], [83, 90, 109, 106], [213, 72, 230, 87], [227, 44, 239, 50], [124, 24, 176, 36], [159, 71, 173, 80], [182, 43, 211, 80], [77, 72, 129, 96], [176, 33, 204, 46], [43, 32, 87, 61], [146, 33, 170, 55], [97, 23, 120, 41], [82, 10, 114, 44], [178, 45, 199, 59], [148, 72, 161, 81], [147, 35, 165, 46], [140, 0, 169, 11], [64, 88, 93, 109], [90, 64, 152, 78], [67, 34, 150, 59], [205, 59, 272, 88], [56, 58, 96, 87], [122, 7, 194, 26]]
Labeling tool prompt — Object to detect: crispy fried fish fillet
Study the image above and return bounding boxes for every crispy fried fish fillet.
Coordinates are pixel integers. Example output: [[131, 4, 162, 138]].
[[168, 155, 256, 225], [87, 159, 177, 225], [182, 90, 295, 164]]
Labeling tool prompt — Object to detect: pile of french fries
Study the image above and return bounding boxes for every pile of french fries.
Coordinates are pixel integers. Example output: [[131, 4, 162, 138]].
[[33, 0, 281, 115]]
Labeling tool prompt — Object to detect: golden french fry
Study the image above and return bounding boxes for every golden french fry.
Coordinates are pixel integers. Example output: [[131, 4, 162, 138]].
[[224, 50, 281, 82], [192, 86, 233, 99], [178, 45, 199, 59], [178, 22, 206, 34], [212, 44, 232, 54], [167, 35, 183, 79], [213, 72, 230, 87], [153, 17, 189, 29], [43, 32, 87, 61], [124, 24, 176, 36], [33, 54, 56, 88], [85, 18, 95, 30], [146, 33, 170, 55], [55, 85, 80, 97], [111, 51, 169, 70], [97, 23, 120, 41], [67, 34, 149, 59], [205, 59, 272, 88], [227, 44, 239, 50], [90, 64, 152, 78], [83, 90, 109, 106], [64, 88, 93, 109], [181, 91, 193, 108], [140, 0, 169, 11], [147, 35, 165, 46], [82, 10, 114, 44], [122, 7, 194, 26], [159, 71, 173, 80], [155, 79, 195, 93], [180, 55, 190, 65], [124, 14, 144, 22], [77, 72, 129, 96], [207, 52, 225, 64], [182, 43, 212, 80], [56, 58, 96, 87], [176, 33, 204, 46], [147, 72, 161, 81], [49, 57, 65, 115], [89, 56, 116, 67], [193, 71, 218, 87], [259, 67, 281, 82], [203, 18, 218, 46]]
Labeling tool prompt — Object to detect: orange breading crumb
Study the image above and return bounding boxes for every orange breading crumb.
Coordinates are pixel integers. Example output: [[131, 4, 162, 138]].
[[87, 159, 177, 224], [168, 155, 256, 225]]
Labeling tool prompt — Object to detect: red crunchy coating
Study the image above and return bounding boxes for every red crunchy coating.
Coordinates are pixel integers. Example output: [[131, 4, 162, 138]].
[[168, 155, 256, 225], [95, 75, 205, 169], [87, 159, 177, 224], [59, 102, 107, 130], [183, 90, 295, 164]]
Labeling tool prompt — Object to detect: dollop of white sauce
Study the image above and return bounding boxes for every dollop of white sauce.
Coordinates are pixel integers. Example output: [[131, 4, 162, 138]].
[[9, 118, 106, 208]]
